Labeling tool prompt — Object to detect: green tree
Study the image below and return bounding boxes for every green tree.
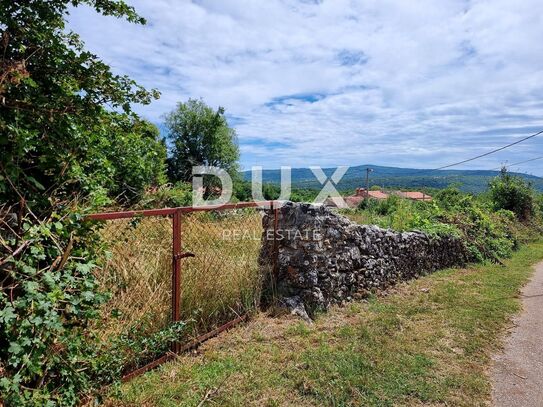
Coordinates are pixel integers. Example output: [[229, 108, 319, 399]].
[[80, 114, 167, 204], [0, 1, 164, 404], [165, 99, 240, 190], [489, 168, 536, 221], [0, 1, 165, 209]]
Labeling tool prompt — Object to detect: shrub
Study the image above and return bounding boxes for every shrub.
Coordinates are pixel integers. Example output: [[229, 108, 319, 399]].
[[344, 185, 537, 264], [489, 169, 536, 221], [136, 183, 192, 209], [0, 211, 107, 405], [448, 204, 515, 263], [357, 197, 378, 211], [434, 187, 472, 211], [375, 195, 402, 216], [0, 1, 164, 404], [93, 320, 187, 388]]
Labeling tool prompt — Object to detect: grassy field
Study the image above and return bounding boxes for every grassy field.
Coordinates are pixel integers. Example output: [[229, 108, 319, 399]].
[[106, 240, 543, 406]]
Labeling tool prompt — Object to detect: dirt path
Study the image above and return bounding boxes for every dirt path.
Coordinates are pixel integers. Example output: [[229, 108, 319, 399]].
[[492, 261, 543, 407]]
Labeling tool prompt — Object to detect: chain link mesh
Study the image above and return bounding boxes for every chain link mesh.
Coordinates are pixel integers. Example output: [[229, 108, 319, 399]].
[[86, 205, 267, 376], [89, 215, 173, 374], [180, 208, 263, 336]]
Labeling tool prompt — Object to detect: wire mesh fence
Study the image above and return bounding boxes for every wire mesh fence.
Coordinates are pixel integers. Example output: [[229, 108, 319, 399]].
[[86, 202, 276, 379], [93, 215, 172, 340], [88, 213, 175, 378], [180, 208, 263, 336]]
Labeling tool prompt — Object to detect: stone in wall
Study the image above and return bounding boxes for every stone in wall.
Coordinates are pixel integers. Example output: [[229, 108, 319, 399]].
[[260, 201, 468, 318]]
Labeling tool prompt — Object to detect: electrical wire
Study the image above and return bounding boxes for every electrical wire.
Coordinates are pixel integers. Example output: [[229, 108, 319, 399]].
[[491, 156, 543, 171], [413, 129, 543, 175], [270, 130, 543, 191]]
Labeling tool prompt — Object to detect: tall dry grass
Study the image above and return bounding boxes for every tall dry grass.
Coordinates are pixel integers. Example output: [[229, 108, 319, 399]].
[[91, 216, 173, 343], [180, 210, 263, 333], [91, 209, 264, 345]]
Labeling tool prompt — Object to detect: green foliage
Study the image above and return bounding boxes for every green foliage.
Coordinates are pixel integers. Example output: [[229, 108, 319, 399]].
[[345, 185, 541, 263], [434, 187, 469, 211], [374, 195, 401, 216], [0, 0, 163, 211], [356, 197, 375, 211], [230, 180, 319, 203], [135, 183, 193, 209], [0, 1, 167, 404], [0, 212, 107, 405], [94, 320, 187, 387], [489, 168, 536, 221], [70, 114, 168, 206], [261, 183, 281, 200], [232, 179, 253, 202], [289, 188, 319, 203], [441, 197, 516, 262], [165, 99, 240, 189], [355, 196, 453, 236]]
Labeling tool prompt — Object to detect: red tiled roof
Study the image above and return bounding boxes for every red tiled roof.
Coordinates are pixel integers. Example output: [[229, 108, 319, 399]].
[[344, 196, 364, 208], [342, 190, 389, 208], [367, 190, 388, 199], [325, 189, 430, 208], [394, 191, 432, 200], [354, 188, 389, 199]]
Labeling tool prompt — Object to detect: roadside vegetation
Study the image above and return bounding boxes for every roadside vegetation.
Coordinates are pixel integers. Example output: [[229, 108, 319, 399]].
[[0, 1, 293, 404], [341, 170, 542, 263], [102, 170, 543, 406], [111, 240, 543, 406], [1, 1, 543, 406]]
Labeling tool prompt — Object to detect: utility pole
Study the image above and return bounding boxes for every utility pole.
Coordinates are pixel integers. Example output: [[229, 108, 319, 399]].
[[365, 167, 373, 198]]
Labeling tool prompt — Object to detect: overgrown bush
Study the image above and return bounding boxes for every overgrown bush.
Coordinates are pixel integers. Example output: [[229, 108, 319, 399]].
[[0, 211, 107, 405], [136, 183, 193, 209], [489, 168, 537, 221], [344, 183, 541, 264], [0, 1, 168, 404], [93, 319, 187, 388]]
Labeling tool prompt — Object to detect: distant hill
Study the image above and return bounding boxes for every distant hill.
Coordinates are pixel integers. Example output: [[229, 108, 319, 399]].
[[242, 164, 543, 193]]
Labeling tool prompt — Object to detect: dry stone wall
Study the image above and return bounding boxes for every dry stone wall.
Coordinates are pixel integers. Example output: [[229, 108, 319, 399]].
[[260, 202, 468, 318]]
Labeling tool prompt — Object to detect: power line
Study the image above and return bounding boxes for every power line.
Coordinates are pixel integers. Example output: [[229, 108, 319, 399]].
[[491, 156, 543, 171], [281, 129, 543, 191], [356, 130, 543, 175], [414, 129, 543, 175]]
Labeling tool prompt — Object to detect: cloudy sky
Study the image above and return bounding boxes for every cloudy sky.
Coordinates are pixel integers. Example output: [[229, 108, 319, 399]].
[[68, 0, 543, 174]]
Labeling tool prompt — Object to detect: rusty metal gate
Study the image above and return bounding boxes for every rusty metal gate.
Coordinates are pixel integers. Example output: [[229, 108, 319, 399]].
[[86, 201, 279, 380]]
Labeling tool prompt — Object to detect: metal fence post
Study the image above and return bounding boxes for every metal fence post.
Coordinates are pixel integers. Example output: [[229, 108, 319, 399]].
[[172, 208, 182, 352], [272, 201, 279, 280]]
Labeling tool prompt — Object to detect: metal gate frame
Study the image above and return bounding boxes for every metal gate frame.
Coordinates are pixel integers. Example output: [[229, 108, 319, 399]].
[[86, 200, 279, 381]]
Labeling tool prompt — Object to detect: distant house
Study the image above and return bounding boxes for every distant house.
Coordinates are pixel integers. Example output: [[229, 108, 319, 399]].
[[325, 188, 431, 209], [354, 188, 389, 200], [391, 191, 432, 201], [326, 188, 389, 209]]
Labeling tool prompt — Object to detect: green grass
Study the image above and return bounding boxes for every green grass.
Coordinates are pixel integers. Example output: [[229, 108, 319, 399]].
[[107, 240, 543, 406]]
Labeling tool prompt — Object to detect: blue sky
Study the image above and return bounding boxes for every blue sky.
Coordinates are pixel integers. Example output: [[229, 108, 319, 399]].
[[68, 0, 543, 175]]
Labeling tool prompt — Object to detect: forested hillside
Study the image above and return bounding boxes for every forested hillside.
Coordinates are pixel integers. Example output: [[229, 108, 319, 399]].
[[244, 164, 543, 193]]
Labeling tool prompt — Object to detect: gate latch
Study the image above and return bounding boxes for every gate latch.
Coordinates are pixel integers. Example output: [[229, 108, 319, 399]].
[[174, 252, 195, 260]]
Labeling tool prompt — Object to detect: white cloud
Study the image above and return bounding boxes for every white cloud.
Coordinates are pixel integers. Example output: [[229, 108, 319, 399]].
[[67, 0, 543, 174]]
